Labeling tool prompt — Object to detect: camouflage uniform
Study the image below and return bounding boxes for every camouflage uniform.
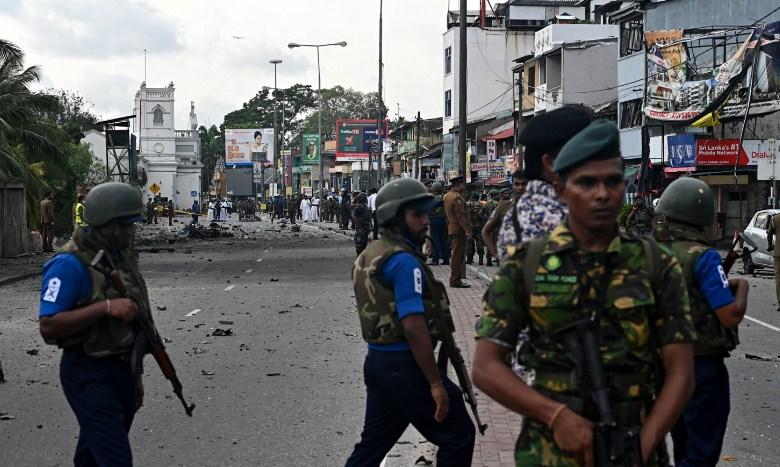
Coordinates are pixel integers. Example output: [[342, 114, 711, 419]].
[[476, 223, 695, 466], [352, 203, 373, 255], [466, 200, 487, 264], [627, 206, 654, 235]]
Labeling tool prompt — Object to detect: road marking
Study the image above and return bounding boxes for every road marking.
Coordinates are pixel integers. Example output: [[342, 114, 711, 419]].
[[224, 285, 235, 292], [245, 269, 253, 273], [745, 315, 780, 333], [256, 258, 263, 262], [186, 309, 201, 317]]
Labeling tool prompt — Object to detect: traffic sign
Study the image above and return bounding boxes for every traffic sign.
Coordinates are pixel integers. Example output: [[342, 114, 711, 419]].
[[149, 183, 161, 194]]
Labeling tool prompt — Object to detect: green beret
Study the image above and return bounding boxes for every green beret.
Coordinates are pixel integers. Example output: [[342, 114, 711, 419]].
[[553, 119, 621, 173]]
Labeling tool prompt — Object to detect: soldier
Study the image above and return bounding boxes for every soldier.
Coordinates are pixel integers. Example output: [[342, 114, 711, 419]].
[[352, 193, 372, 255], [167, 200, 174, 226], [466, 193, 487, 265], [340, 190, 352, 230], [429, 182, 449, 266], [473, 120, 696, 467], [286, 195, 298, 224], [654, 178, 748, 467], [345, 178, 475, 467], [443, 176, 471, 288], [483, 170, 528, 266], [497, 106, 592, 261], [38, 182, 157, 466], [627, 197, 654, 235]]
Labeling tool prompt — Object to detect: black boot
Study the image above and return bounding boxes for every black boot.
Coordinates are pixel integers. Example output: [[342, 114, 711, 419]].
[[487, 257, 493, 267], [466, 256, 473, 265], [478, 256, 484, 266]]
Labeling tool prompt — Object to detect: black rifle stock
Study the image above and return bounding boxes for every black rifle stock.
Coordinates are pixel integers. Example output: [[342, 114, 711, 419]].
[[563, 320, 643, 467], [91, 250, 195, 417]]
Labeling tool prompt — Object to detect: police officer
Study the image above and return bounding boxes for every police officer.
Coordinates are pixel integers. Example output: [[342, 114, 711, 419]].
[[765, 212, 780, 310], [428, 182, 449, 266], [340, 189, 352, 230], [654, 178, 748, 467], [38, 182, 153, 467], [351, 193, 372, 255], [345, 178, 475, 467], [443, 176, 471, 288], [483, 170, 527, 266], [74, 194, 87, 228], [473, 120, 696, 466]]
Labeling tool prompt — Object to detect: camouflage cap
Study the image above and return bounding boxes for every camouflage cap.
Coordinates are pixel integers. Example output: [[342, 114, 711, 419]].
[[553, 119, 620, 174]]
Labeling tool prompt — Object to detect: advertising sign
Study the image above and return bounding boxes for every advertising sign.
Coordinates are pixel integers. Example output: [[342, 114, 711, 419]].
[[644, 22, 780, 123], [283, 152, 292, 186], [336, 119, 389, 162], [666, 134, 696, 168], [225, 128, 274, 165], [487, 140, 497, 159], [696, 139, 749, 166], [302, 134, 320, 165]]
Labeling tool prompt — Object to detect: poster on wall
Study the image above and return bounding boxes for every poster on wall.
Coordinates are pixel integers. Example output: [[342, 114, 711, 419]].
[[301, 134, 320, 165], [486, 140, 497, 159], [644, 23, 780, 123], [225, 128, 274, 166]]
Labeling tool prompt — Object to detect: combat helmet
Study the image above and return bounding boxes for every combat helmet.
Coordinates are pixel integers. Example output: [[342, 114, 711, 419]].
[[431, 182, 444, 194], [375, 178, 435, 225], [656, 177, 715, 227], [83, 182, 145, 227]]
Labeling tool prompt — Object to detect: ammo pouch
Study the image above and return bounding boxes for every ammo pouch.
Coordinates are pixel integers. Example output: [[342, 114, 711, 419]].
[[58, 316, 135, 358]]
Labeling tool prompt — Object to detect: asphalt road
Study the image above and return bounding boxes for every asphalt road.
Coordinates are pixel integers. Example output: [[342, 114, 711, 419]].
[[1, 220, 779, 466]]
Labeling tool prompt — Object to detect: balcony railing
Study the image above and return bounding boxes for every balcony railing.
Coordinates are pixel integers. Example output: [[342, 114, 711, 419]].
[[175, 130, 198, 139]]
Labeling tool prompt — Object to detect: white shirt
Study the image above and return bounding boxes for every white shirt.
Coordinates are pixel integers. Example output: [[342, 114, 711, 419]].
[[367, 193, 378, 211]]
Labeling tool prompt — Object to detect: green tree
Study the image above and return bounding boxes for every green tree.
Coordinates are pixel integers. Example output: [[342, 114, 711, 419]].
[[198, 124, 224, 194], [0, 39, 60, 227], [300, 86, 387, 142]]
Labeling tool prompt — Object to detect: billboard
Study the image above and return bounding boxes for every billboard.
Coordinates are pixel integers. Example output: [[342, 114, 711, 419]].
[[696, 139, 749, 166], [666, 134, 696, 168], [226, 166, 254, 197], [301, 134, 320, 165], [225, 128, 274, 165], [336, 119, 389, 162]]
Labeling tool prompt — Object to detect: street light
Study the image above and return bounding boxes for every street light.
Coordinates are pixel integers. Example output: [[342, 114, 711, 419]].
[[288, 40, 348, 212], [269, 59, 283, 196]]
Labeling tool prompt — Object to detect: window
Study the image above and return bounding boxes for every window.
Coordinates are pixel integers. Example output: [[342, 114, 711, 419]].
[[527, 66, 536, 94], [620, 17, 644, 57], [756, 213, 769, 229], [619, 99, 643, 129], [444, 47, 452, 74], [444, 90, 452, 118], [152, 105, 164, 126]]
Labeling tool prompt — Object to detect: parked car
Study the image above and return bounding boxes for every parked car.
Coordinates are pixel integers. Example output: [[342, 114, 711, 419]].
[[742, 209, 780, 274]]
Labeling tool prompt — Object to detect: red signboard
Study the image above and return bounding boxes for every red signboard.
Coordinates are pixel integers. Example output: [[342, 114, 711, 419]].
[[695, 139, 749, 166]]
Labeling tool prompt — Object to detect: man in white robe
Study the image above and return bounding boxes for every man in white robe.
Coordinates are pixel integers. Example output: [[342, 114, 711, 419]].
[[300, 196, 312, 222], [310, 197, 320, 222]]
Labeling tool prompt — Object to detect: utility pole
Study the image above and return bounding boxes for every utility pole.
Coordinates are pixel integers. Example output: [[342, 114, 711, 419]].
[[375, 0, 383, 189], [415, 111, 421, 180], [458, 0, 468, 178], [270, 59, 283, 196], [396, 102, 401, 176]]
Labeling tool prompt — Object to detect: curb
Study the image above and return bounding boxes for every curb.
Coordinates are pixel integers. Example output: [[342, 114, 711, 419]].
[[0, 270, 41, 287]]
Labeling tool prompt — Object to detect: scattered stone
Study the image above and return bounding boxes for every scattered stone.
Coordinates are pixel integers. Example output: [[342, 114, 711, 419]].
[[414, 455, 433, 465], [278, 310, 291, 314], [745, 353, 780, 362], [0, 413, 16, 421], [201, 370, 215, 376], [26, 349, 38, 356], [156, 305, 167, 311], [270, 278, 279, 282], [218, 320, 234, 325], [266, 373, 282, 377], [211, 328, 233, 337], [721, 455, 737, 462]]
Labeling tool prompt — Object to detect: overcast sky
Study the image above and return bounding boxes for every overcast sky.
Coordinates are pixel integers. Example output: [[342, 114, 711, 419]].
[[0, 0, 481, 130]]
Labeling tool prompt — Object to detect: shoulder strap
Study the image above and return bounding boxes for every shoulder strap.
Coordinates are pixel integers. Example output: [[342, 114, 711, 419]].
[[511, 201, 523, 241], [522, 237, 547, 295], [639, 235, 662, 290]]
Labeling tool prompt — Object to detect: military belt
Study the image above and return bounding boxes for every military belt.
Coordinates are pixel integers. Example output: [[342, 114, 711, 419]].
[[535, 381, 650, 428]]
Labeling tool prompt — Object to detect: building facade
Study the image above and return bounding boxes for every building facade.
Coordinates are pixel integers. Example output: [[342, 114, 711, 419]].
[[132, 82, 202, 209]]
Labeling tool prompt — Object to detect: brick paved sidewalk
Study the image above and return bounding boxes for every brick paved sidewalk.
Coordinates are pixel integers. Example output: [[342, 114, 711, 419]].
[[431, 264, 521, 467]]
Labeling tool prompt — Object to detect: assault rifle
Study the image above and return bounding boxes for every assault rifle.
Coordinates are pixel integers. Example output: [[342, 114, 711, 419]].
[[561, 318, 644, 467], [435, 313, 488, 435], [91, 250, 195, 416]]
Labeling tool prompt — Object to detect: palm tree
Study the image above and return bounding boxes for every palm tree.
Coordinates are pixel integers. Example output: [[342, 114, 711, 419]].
[[0, 39, 59, 225]]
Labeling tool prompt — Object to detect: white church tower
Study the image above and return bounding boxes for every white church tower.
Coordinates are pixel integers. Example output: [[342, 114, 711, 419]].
[[133, 81, 202, 209]]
